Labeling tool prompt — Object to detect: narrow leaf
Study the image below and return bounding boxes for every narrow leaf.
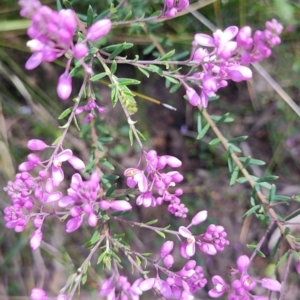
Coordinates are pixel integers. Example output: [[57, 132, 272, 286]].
[[196, 123, 210, 140], [154, 230, 166, 239]]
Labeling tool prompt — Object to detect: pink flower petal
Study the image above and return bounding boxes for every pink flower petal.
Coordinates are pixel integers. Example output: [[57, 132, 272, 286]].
[[179, 226, 192, 238]]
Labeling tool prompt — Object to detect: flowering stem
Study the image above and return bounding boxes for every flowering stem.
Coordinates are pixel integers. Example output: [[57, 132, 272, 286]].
[[62, 234, 105, 296], [201, 108, 295, 249], [44, 72, 90, 171]]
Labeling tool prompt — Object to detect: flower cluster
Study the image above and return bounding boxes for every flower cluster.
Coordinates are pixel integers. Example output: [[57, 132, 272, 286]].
[[139, 259, 207, 299], [163, 0, 189, 18], [3, 139, 85, 246], [208, 255, 281, 298], [75, 98, 106, 123], [179, 210, 229, 258], [99, 275, 142, 300], [124, 150, 188, 217], [19, 0, 112, 100], [185, 19, 283, 107]]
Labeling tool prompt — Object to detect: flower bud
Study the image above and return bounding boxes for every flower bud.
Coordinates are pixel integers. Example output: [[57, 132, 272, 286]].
[[27, 153, 40, 163], [261, 278, 281, 291], [70, 206, 82, 217], [191, 210, 207, 226], [165, 155, 182, 168], [227, 66, 252, 82], [88, 213, 98, 227], [160, 240, 174, 258], [27, 139, 47, 151], [66, 216, 82, 233], [237, 255, 250, 272], [18, 161, 36, 172], [110, 200, 132, 211], [57, 73, 72, 100], [99, 200, 111, 210], [186, 87, 200, 106], [68, 156, 85, 170], [73, 43, 89, 59], [86, 19, 112, 41], [30, 288, 46, 300], [30, 230, 42, 250], [163, 254, 174, 269]]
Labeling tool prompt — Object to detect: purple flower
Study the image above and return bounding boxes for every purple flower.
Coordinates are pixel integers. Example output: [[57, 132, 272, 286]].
[[86, 19, 112, 42], [208, 275, 227, 298], [51, 149, 85, 186], [179, 226, 196, 257], [57, 73, 72, 100]]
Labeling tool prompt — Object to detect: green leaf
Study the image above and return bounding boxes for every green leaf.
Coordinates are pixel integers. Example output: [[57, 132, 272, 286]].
[[236, 177, 247, 183], [137, 67, 149, 78], [230, 167, 239, 186], [256, 249, 266, 258], [272, 195, 290, 201], [228, 136, 248, 143], [109, 42, 133, 59], [90, 72, 107, 81], [87, 5, 94, 27], [97, 251, 107, 264], [143, 44, 156, 55], [241, 205, 261, 219], [111, 87, 118, 107], [118, 78, 141, 85], [145, 219, 158, 225], [111, 60, 117, 74], [102, 43, 134, 52], [276, 251, 290, 268], [83, 231, 101, 248], [246, 244, 257, 250], [239, 157, 265, 166], [196, 123, 210, 139], [59, 122, 69, 129], [148, 65, 163, 76], [164, 75, 179, 84], [228, 143, 242, 153], [256, 176, 279, 183], [169, 83, 182, 93], [154, 230, 165, 239], [158, 49, 175, 61], [102, 174, 119, 181], [211, 113, 234, 123], [136, 129, 146, 141], [102, 160, 115, 170], [197, 112, 202, 133], [73, 115, 80, 131], [136, 256, 141, 266], [268, 184, 276, 202], [123, 10, 132, 21], [129, 128, 133, 146], [270, 235, 281, 257], [58, 107, 73, 119], [209, 138, 221, 146], [105, 183, 117, 197], [110, 251, 121, 263], [227, 156, 234, 173]]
